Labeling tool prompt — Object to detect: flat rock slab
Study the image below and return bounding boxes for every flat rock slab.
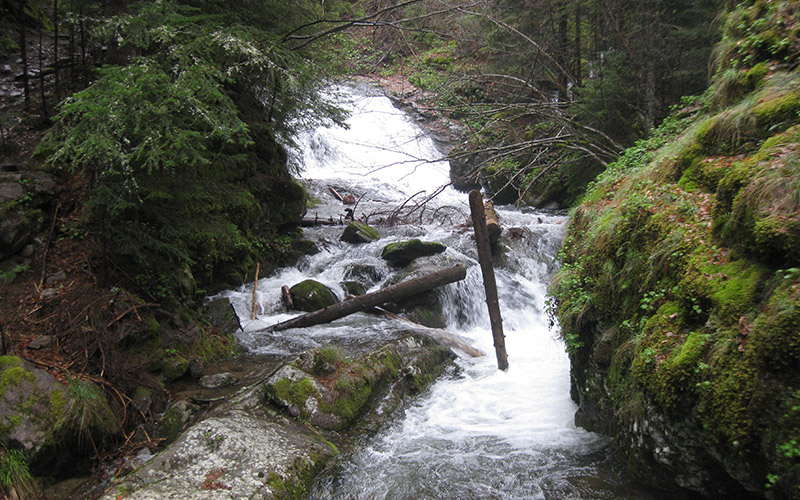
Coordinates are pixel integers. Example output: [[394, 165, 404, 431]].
[[100, 385, 334, 500]]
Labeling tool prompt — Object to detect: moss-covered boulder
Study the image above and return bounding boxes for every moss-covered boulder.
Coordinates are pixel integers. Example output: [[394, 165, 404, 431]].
[[289, 279, 339, 312], [264, 337, 454, 432], [1, 357, 118, 476], [0, 356, 64, 456], [381, 239, 446, 267], [340, 222, 380, 244]]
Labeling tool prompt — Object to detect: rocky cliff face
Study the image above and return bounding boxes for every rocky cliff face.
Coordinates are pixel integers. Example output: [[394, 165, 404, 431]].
[[551, 2, 800, 499]]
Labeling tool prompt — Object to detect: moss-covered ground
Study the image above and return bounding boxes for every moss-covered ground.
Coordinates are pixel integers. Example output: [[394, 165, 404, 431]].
[[551, 3, 800, 496]]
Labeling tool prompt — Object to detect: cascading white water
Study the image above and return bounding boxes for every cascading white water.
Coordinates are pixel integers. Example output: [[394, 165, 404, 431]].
[[221, 82, 660, 499]]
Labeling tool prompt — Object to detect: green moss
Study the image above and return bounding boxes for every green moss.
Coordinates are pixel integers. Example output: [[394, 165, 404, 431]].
[[706, 260, 768, 324], [289, 279, 338, 312], [270, 377, 317, 414], [0, 356, 22, 371], [266, 455, 329, 500], [0, 367, 35, 396], [327, 377, 372, 421], [749, 277, 800, 371]]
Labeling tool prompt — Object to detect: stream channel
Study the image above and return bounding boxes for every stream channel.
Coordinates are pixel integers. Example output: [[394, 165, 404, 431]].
[[220, 82, 663, 500]]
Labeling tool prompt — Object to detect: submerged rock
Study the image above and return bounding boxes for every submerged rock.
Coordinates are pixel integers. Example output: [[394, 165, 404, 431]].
[[289, 279, 339, 312], [381, 239, 446, 267], [340, 221, 381, 244]]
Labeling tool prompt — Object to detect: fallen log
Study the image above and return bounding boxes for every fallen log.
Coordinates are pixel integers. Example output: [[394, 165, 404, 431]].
[[264, 265, 467, 333], [469, 190, 508, 371], [370, 306, 484, 358], [484, 201, 501, 245], [301, 216, 343, 227], [328, 185, 344, 201]]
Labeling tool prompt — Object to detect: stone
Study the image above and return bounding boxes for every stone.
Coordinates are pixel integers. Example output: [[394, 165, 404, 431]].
[[289, 279, 339, 312], [45, 270, 66, 285], [342, 193, 356, 204], [27, 335, 53, 350], [99, 334, 455, 500], [162, 354, 190, 382], [199, 372, 237, 389], [340, 221, 380, 244], [189, 357, 205, 379], [341, 281, 366, 296], [381, 239, 447, 267], [0, 212, 36, 261], [0, 356, 65, 456], [202, 296, 242, 334], [343, 263, 384, 287], [157, 399, 200, 445]]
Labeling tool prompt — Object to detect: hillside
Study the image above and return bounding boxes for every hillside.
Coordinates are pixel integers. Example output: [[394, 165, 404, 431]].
[[551, 1, 800, 498]]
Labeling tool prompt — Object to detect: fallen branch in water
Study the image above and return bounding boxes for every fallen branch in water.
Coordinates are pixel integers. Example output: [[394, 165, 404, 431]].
[[264, 265, 467, 332]]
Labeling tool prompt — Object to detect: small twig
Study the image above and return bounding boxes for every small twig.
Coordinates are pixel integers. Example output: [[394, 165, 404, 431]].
[[39, 203, 61, 290], [251, 263, 261, 321], [105, 303, 158, 329]]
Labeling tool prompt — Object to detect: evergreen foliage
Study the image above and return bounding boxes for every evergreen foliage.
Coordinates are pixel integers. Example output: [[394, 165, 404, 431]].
[[36, 0, 346, 301]]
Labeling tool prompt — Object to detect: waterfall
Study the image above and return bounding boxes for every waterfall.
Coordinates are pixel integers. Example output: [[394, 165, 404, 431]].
[[220, 82, 661, 500]]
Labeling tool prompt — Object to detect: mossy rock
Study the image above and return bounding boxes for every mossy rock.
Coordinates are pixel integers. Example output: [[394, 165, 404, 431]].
[[289, 279, 339, 312], [157, 399, 200, 445], [0, 356, 65, 457], [162, 354, 190, 382], [341, 281, 366, 296], [381, 239, 446, 267], [340, 222, 380, 244]]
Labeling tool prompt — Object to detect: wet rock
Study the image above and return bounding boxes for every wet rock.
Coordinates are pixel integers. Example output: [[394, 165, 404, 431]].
[[199, 372, 237, 389], [289, 279, 339, 312], [340, 221, 380, 244], [341, 280, 366, 296], [342, 193, 356, 204], [202, 296, 242, 334], [381, 239, 446, 267], [343, 263, 384, 287]]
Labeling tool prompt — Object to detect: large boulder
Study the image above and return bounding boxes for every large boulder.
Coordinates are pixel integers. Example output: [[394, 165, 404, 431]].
[[100, 333, 454, 500], [0, 356, 64, 456], [289, 280, 339, 312], [340, 222, 380, 244], [381, 239, 446, 267], [1, 356, 118, 475]]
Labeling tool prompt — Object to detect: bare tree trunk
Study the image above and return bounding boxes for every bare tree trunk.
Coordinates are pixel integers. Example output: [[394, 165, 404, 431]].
[[19, 0, 30, 111], [54, 0, 59, 98], [574, 0, 582, 87], [469, 190, 508, 371], [38, 23, 48, 118], [265, 265, 467, 332]]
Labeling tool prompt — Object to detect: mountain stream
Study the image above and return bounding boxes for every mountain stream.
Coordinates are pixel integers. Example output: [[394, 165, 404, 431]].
[[221, 82, 662, 500]]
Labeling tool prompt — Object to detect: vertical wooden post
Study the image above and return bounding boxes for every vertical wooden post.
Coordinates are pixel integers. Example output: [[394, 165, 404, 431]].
[[468, 190, 509, 371], [250, 262, 260, 321]]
